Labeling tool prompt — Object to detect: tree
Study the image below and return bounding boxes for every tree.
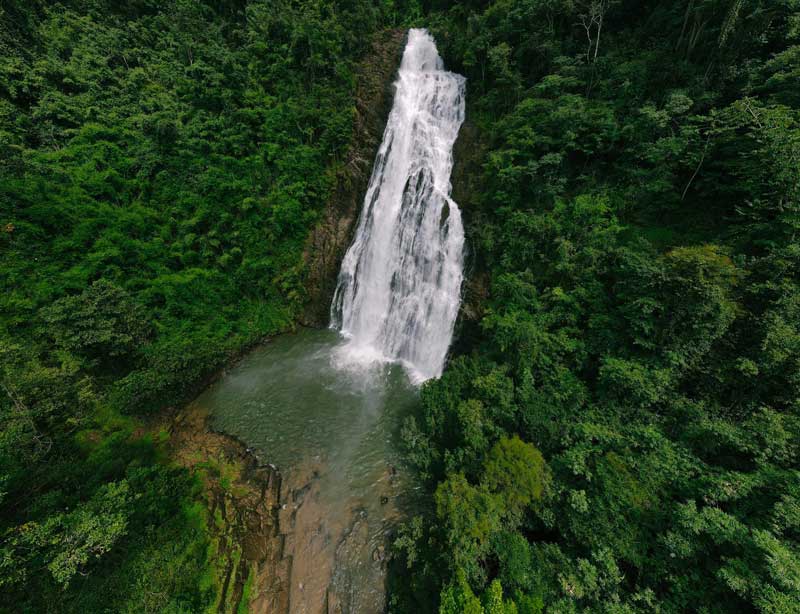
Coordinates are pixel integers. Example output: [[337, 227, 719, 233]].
[[40, 279, 151, 371], [482, 436, 548, 519], [4, 481, 131, 589]]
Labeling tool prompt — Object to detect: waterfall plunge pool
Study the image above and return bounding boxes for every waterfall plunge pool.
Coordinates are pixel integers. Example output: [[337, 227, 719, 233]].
[[193, 328, 422, 612], [199, 329, 419, 480]]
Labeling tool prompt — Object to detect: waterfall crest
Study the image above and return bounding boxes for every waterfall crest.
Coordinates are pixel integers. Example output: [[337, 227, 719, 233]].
[[331, 28, 466, 382]]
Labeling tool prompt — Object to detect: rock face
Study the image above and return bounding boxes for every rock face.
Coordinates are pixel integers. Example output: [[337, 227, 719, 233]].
[[450, 117, 488, 319], [445, 112, 489, 360], [301, 28, 407, 327], [274, 461, 402, 614], [165, 402, 289, 614]]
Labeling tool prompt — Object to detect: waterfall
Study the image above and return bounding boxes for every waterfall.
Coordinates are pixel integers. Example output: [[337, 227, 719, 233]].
[[331, 28, 466, 383]]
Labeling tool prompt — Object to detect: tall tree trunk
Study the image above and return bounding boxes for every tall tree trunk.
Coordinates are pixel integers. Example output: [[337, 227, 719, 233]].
[[676, 0, 695, 52], [594, 13, 603, 60]]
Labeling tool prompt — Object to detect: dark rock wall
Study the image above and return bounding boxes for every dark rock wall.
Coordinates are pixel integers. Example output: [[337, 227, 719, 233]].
[[301, 29, 407, 326]]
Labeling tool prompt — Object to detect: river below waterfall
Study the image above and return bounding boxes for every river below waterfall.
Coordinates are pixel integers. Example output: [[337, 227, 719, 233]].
[[194, 328, 421, 612]]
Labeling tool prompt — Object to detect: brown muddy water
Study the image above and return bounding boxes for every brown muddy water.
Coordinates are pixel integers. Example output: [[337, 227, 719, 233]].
[[193, 327, 421, 613]]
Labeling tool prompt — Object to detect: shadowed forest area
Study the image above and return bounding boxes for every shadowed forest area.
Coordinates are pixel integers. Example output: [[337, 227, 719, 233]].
[[1, 1, 800, 613]]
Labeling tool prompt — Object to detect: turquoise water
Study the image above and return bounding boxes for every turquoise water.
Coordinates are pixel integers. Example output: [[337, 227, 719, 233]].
[[198, 328, 418, 476]]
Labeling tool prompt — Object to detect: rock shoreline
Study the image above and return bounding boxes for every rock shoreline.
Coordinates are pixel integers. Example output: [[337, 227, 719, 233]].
[[163, 402, 289, 613]]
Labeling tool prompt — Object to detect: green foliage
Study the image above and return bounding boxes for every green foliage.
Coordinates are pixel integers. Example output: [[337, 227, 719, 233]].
[[40, 279, 151, 372], [7, 480, 131, 588], [4, 0, 800, 611], [435, 437, 547, 582], [439, 570, 524, 614], [440, 569, 485, 614], [0, 0, 392, 610], [482, 436, 547, 517], [395, 1, 800, 612]]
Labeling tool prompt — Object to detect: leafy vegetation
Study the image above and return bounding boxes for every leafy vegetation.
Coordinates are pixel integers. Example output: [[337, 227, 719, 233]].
[[391, 1, 800, 613], [0, 0, 400, 610], [3, 1, 799, 612]]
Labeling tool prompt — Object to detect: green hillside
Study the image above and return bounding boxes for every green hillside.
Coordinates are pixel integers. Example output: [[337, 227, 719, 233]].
[[2, 1, 799, 613]]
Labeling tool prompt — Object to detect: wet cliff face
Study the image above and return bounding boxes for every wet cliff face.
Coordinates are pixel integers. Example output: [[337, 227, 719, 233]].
[[301, 29, 407, 327], [301, 26, 485, 356]]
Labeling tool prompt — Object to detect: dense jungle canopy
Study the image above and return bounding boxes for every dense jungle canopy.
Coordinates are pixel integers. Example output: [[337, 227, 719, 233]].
[[1, 1, 799, 613]]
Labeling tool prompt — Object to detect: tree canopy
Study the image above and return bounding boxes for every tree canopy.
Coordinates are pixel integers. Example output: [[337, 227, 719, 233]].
[[391, 1, 800, 612]]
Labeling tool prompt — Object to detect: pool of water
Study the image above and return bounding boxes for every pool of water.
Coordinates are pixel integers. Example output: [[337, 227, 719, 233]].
[[193, 327, 421, 612]]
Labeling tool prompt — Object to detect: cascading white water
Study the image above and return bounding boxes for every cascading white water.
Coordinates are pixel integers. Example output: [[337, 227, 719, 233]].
[[331, 28, 466, 383]]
